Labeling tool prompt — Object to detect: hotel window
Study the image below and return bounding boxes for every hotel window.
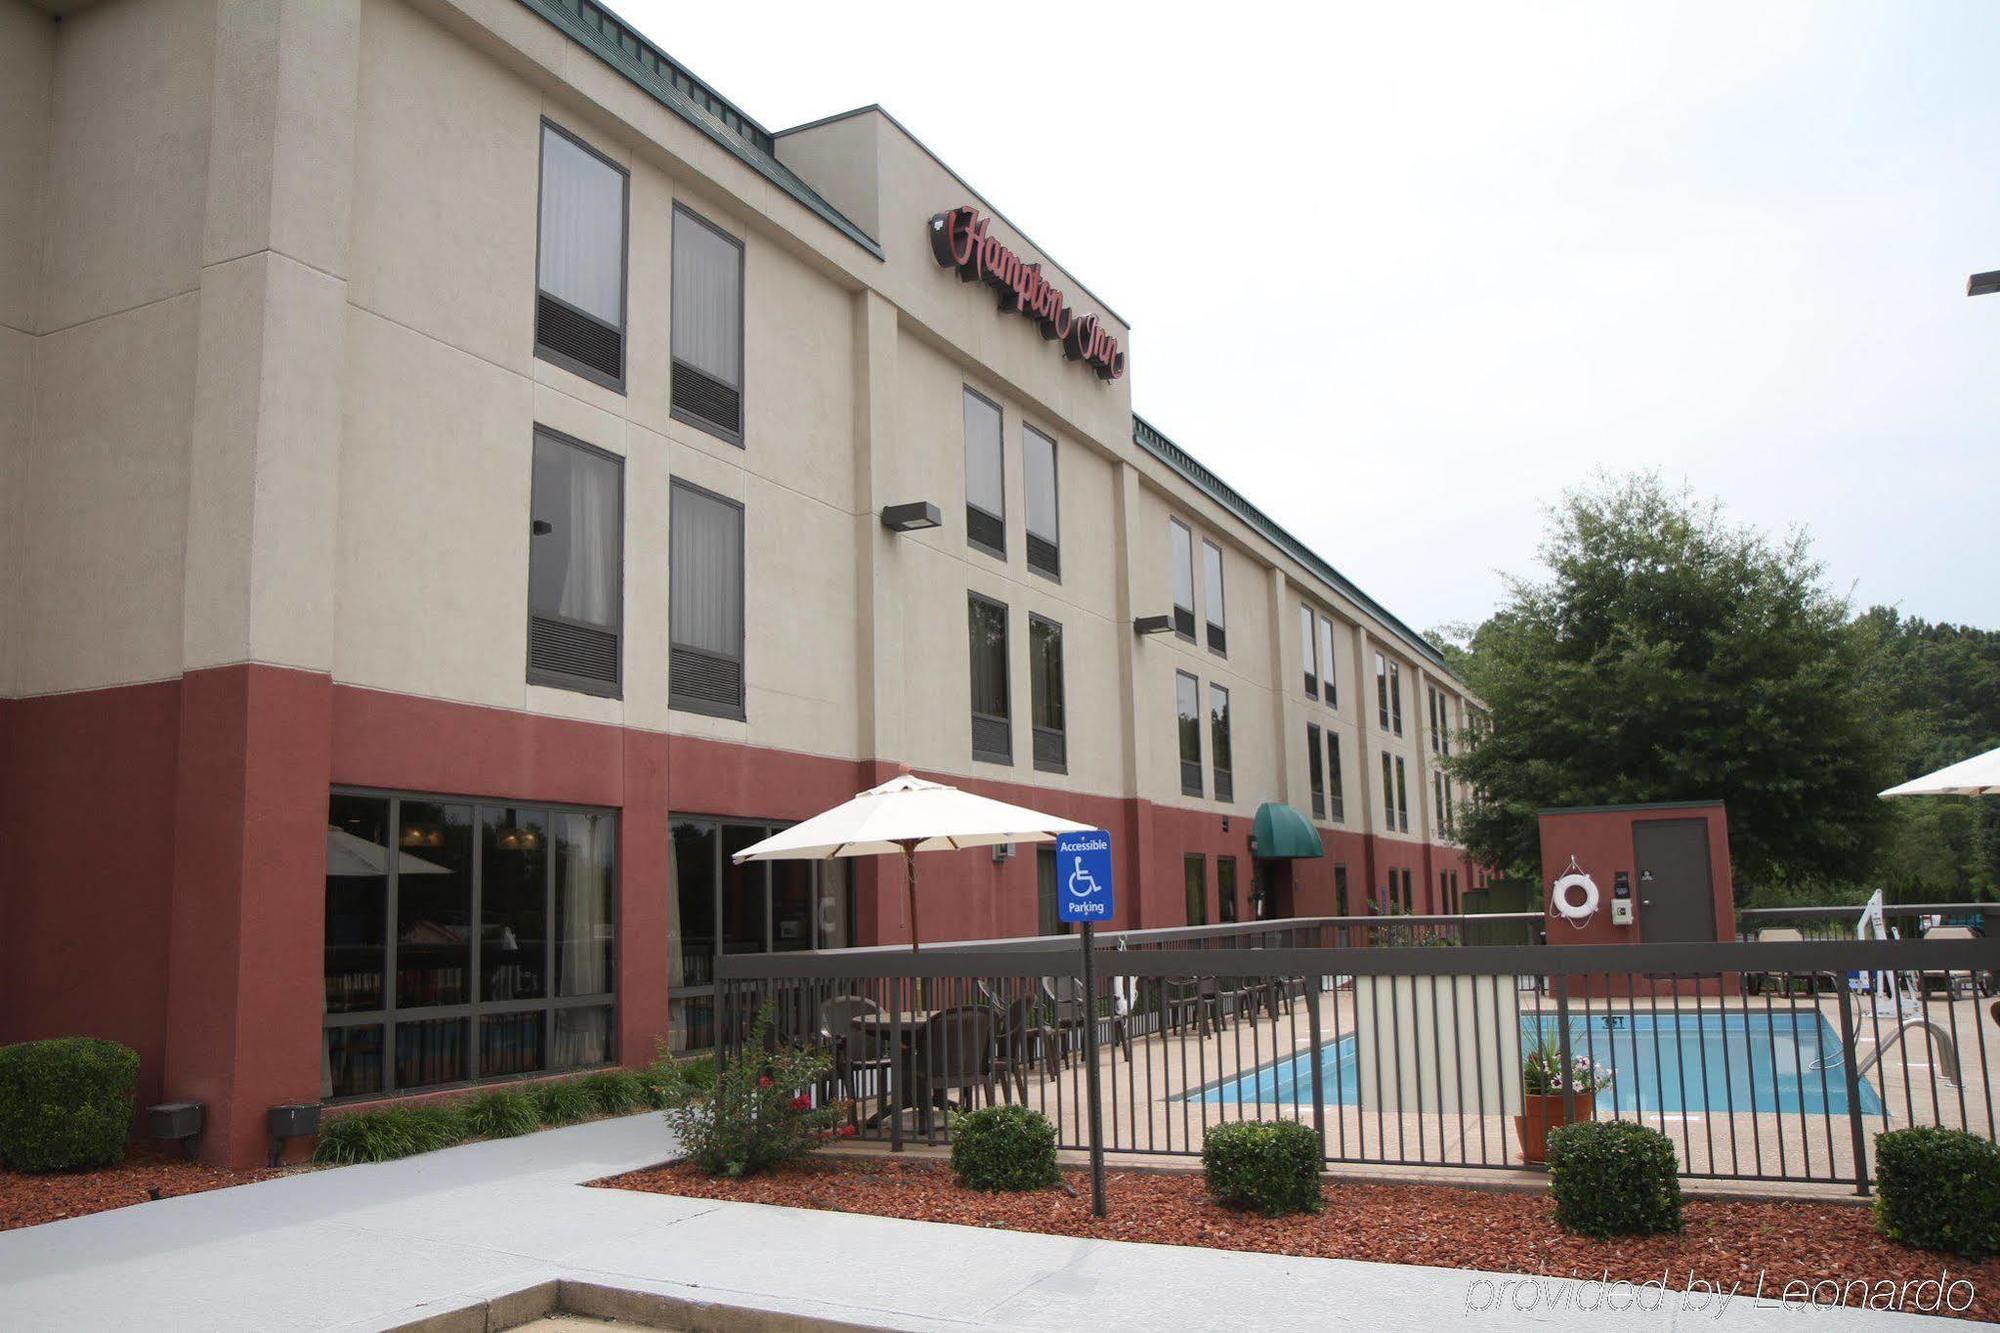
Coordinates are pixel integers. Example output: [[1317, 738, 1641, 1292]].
[[969, 593, 1012, 764], [670, 206, 745, 442], [1395, 756, 1410, 832], [1307, 722, 1325, 819], [1209, 683, 1233, 803], [668, 818, 851, 1052], [1334, 863, 1350, 917], [1169, 519, 1197, 640], [1429, 687, 1451, 756], [535, 122, 627, 391], [1218, 857, 1239, 924], [1037, 847, 1070, 936], [1300, 604, 1317, 697], [1390, 660, 1404, 734], [1024, 425, 1060, 579], [1375, 653, 1389, 730], [1435, 769, 1447, 835], [963, 388, 1005, 558], [528, 430, 622, 696], [1400, 867, 1414, 913], [1184, 853, 1207, 926], [1176, 670, 1203, 796], [1444, 776, 1455, 836], [1029, 614, 1066, 774], [1381, 752, 1394, 832], [1326, 731, 1346, 823], [668, 480, 744, 719], [323, 790, 617, 1099], [1318, 616, 1338, 708], [1202, 541, 1227, 654]]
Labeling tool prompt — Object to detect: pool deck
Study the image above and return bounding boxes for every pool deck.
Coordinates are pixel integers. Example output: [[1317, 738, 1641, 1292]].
[[0, 1114, 1963, 1330]]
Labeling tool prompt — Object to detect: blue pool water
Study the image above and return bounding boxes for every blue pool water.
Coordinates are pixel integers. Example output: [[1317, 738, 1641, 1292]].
[[1195, 1010, 1886, 1116]]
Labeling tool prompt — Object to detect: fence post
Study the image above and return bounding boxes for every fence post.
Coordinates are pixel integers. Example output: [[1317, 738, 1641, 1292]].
[[1554, 973, 1576, 1132], [1835, 984, 1871, 1197], [889, 981, 904, 1153], [1306, 969, 1328, 1160]]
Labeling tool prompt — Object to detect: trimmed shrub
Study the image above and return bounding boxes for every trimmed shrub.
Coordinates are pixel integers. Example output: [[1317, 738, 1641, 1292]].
[[1874, 1127, 2000, 1259], [1202, 1120, 1323, 1216], [641, 1045, 717, 1109], [312, 1103, 469, 1165], [0, 1037, 140, 1172], [532, 1079, 599, 1127], [578, 1069, 648, 1116], [657, 1007, 836, 1177], [462, 1090, 541, 1139], [1547, 1120, 1683, 1237], [950, 1106, 1060, 1192]]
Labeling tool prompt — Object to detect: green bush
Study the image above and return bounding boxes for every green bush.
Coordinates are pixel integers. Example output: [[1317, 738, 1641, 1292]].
[[462, 1089, 541, 1139], [312, 1103, 469, 1165], [0, 1037, 140, 1172], [1874, 1127, 2000, 1259], [578, 1069, 648, 1116], [1547, 1120, 1683, 1237], [1202, 1121, 1323, 1216], [641, 1044, 717, 1108], [950, 1106, 1060, 1191], [532, 1079, 599, 1126], [656, 1007, 836, 1177]]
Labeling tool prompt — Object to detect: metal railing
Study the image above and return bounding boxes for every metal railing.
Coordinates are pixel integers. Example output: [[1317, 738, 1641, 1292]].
[[1737, 902, 1998, 942], [717, 934, 1999, 1193]]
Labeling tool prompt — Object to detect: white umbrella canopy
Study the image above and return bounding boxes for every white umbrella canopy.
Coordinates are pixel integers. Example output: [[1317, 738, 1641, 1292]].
[[1880, 745, 2000, 798], [730, 775, 1095, 951]]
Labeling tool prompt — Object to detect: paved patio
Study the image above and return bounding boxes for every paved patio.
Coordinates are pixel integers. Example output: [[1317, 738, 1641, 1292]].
[[0, 1115, 1971, 1330]]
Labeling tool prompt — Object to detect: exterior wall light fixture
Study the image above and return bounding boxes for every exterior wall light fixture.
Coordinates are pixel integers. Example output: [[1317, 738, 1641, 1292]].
[[1133, 615, 1175, 635], [1969, 270, 2000, 297], [880, 501, 942, 532]]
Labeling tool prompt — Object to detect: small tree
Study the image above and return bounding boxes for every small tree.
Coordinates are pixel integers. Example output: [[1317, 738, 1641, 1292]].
[[654, 1007, 842, 1177]]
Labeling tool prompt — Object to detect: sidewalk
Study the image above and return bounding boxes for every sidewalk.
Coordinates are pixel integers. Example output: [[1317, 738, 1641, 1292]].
[[0, 1116, 1967, 1330]]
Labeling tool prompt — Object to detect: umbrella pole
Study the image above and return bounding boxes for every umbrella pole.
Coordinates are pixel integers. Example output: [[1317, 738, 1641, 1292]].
[[906, 842, 920, 955]]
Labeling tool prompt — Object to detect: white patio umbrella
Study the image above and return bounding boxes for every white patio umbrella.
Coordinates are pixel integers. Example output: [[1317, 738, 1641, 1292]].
[[729, 775, 1095, 952], [1880, 744, 2000, 798]]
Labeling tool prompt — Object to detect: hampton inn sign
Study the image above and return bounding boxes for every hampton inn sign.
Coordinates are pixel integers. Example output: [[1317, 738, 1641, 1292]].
[[929, 206, 1127, 381]]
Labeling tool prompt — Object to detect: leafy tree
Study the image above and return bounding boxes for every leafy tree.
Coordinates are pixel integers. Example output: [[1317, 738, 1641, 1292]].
[[1448, 474, 1901, 891]]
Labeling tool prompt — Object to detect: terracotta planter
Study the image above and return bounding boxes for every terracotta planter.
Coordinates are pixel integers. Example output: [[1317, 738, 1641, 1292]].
[[1514, 1091, 1595, 1165]]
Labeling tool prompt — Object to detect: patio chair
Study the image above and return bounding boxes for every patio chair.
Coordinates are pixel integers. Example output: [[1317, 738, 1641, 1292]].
[[1042, 976, 1131, 1071], [912, 1005, 997, 1132], [1745, 927, 1836, 995], [1919, 925, 1978, 996], [1161, 977, 1218, 1039], [986, 994, 1045, 1102], [818, 994, 891, 1121]]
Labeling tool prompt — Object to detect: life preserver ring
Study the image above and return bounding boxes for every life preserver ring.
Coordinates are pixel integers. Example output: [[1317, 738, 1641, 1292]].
[[1550, 871, 1600, 924]]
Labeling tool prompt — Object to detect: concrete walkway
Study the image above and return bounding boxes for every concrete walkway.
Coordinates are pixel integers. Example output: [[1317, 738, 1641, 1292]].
[[0, 1116, 1970, 1330]]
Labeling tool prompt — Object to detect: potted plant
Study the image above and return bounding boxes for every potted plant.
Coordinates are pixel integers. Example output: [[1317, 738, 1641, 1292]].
[[1515, 1032, 1612, 1165]]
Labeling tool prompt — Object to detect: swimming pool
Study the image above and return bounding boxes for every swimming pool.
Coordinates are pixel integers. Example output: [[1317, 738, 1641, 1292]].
[[1194, 1009, 1886, 1115]]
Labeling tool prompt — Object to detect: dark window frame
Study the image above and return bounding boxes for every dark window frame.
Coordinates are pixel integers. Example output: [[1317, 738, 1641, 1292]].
[[1395, 755, 1410, 831], [1318, 615, 1338, 708], [1184, 853, 1207, 926], [1029, 612, 1066, 774], [1326, 729, 1346, 823], [322, 784, 620, 1103], [534, 118, 630, 395], [1307, 721, 1325, 820], [1168, 517, 1197, 641], [668, 477, 747, 720], [1023, 422, 1061, 581], [1301, 603, 1318, 698], [526, 426, 625, 699], [1202, 539, 1227, 655], [1175, 669, 1202, 797], [1217, 856, 1239, 924], [669, 203, 748, 446], [962, 386, 1007, 560], [1209, 682, 1233, 803], [968, 592, 1013, 765]]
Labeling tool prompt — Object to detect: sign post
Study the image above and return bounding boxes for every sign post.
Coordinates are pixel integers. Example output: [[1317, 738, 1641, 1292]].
[[1055, 828, 1115, 1218]]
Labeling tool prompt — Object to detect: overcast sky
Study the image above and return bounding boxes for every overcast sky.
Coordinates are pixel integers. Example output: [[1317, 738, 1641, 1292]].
[[622, 0, 2000, 634]]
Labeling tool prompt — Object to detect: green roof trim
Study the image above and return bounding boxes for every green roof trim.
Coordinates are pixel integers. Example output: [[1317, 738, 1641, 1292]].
[[1251, 802, 1325, 860], [518, 0, 883, 261], [1132, 415, 1461, 684]]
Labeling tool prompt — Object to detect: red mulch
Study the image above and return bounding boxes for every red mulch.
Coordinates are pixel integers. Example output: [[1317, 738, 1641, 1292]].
[[0, 1147, 273, 1231], [599, 1158, 2000, 1322]]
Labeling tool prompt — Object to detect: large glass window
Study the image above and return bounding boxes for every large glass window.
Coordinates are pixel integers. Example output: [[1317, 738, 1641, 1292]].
[[1217, 857, 1239, 924], [536, 122, 627, 390], [1307, 723, 1325, 819], [1326, 730, 1346, 823], [1030, 614, 1065, 773], [1024, 424, 1060, 579], [1395, 756, 1410, 831], [1202, 541, 1226, 654], [1381, 753, 1396, 834], [671, 205, 745, 441], [529, 430, 622, 695], [322, 790, 616, 1100], [1209, 683, 1233, 803], [1169, 519, 1196, 640], [1301, 604, 1317, 697], [1376, 652, 1390, 730], [969, 593, 1011, 763], [1389, 660, 1404, 735], [669, 480, 745, 719], [1184, 853, 1207, 926], [1318, 616, 1338, 708], [1176, 670, 1202, 797], [963, 389, 1005, 557]]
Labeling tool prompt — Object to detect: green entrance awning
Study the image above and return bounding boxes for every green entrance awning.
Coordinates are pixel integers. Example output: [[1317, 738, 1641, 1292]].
[[1251, 802, 1324, 859]]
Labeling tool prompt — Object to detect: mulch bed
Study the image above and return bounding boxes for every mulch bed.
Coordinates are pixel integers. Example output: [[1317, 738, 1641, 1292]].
[[600, 1157, 2000, 1322], [0, 1148, 274, 1231]]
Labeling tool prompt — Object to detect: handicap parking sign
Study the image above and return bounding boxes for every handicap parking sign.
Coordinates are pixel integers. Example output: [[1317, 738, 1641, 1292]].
[[1055, 829, 1115, 923]]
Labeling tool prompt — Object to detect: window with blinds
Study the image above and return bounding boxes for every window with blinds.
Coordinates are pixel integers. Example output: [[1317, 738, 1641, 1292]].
[[1203, 541, 1226, 655], [528, 429, 623, 695], [1024, 425, 1060, 579], [1169, 519, 1196, 640], [963, 388, 1005, 558], [535, 123, 628, 391], [1301, 604, 1318, 697], [668, 480, 745, 718], [671, 206, 745, 443], [1318, 616, 1338, 708]]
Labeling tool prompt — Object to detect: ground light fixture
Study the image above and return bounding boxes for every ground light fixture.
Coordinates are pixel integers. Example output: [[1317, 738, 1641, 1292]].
[[1970, 269, 2000, 297], [1132, 614, 1175, 635], [268, 1102, 321, 1167], [879, 501, 942, 532]]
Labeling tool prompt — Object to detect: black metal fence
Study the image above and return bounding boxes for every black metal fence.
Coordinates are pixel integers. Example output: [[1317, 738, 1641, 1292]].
[[717, 934, 1999, 1193], [1737, 902, 1999, 942]]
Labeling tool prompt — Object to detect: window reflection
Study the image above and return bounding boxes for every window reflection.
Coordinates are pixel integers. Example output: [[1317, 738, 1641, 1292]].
[[326, 795, 390, 1014], [481, 808, 548, 1001], [395, 802, 473, 1008]]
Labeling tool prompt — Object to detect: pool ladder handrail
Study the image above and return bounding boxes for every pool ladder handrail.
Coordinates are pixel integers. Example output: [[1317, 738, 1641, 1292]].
[[1811, 1016, 1959, 1086]]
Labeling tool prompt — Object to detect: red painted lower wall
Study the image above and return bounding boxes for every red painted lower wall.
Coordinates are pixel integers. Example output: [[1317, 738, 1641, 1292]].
[[1, 669, 1479, 1166]]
